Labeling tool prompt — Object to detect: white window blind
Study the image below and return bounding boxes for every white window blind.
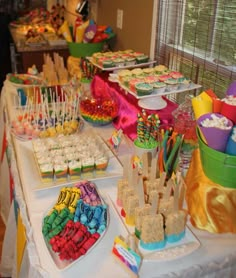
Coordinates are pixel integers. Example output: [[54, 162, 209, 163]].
[[156, 0, 236, 99]]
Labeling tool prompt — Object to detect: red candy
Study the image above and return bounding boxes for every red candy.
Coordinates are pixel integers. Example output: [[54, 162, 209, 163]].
[[48, 220, 100, 261]]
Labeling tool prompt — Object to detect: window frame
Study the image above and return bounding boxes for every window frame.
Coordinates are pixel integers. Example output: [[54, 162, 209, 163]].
[[155, 0, 236, 81]]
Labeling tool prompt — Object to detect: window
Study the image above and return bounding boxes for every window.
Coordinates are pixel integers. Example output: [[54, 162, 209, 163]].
[[156, 0, 236, 99]]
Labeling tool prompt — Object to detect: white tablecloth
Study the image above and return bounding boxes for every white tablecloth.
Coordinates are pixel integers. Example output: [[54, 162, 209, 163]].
[[0, 81, 236, 278]]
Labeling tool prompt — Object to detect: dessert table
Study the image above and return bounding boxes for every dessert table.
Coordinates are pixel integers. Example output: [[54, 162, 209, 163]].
[[0, 78, 236, 278]]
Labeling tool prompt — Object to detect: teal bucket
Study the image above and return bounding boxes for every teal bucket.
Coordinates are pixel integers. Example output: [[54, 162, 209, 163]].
[[197, 128, 236, 189]]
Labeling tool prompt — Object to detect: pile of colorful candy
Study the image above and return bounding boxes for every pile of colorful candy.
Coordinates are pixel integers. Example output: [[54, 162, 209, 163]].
[[80, 97, 119, 125], [42, 181, 108, 261]]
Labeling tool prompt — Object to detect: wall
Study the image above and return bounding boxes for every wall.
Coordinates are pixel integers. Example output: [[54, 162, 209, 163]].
[[62, 0, 156, 56], [96, 0, 155, 55]]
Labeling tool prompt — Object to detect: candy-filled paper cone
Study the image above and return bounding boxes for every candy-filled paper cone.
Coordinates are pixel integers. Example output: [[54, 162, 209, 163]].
[[221, 101, 236, 124], [192, 97, 212, 119], [226, 81, 236, 96], [58, 21, 73, 42], [212, 98, 223, 113], [197, 113, 233, 152], [225, 126, 236, 155], [199, 91, 213, 103]]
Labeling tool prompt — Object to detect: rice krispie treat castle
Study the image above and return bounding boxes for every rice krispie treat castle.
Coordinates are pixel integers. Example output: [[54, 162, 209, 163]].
[[117, 153, 187, 251]]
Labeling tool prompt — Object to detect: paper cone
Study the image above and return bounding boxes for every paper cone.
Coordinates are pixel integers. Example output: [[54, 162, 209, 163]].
[[221, 101, 236, 124], [225, 126, 236, 155], [226, 81, 236, 96], [192, 96, 212, 119], [197, 113, 233, 152], [199, 91, 213, 103], [212, 98, 223, 113], [58, 21, 73, 42]]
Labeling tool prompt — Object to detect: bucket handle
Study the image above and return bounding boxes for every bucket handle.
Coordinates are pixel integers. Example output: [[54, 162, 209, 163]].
[[224, 156, 236, 168]]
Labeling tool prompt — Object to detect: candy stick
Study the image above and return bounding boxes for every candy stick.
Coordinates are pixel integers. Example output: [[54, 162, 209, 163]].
[[165, 134, 182, 176]]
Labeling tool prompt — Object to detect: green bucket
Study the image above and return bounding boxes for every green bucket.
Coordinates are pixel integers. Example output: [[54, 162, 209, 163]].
[[197, 128, 236, 189], [67, 41, 104, 57]]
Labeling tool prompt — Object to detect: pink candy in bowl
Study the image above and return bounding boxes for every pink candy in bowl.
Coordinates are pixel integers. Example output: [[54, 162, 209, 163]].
[[197, 113, 233, 152]]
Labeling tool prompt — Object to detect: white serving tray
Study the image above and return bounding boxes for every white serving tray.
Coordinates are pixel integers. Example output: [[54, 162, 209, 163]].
[[41, 188, 110, 270], [87, 57, 156, 72], [16, 131, 123, 191], [107, 193, 201, 262], [119, 82, 202, 100]]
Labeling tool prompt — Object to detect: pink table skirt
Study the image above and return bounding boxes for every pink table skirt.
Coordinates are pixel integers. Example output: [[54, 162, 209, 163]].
[[91, 73, 178, 140]]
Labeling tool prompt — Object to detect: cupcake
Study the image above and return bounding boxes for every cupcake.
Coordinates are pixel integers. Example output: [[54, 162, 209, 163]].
[[125, 57, 136, 66], [113, 58, 125, 67], [131, 68, 143, 76], [143, 67, 154, 75], [154, 65, 168, 74], [102, 60, 115, 68], [169, 71, 183, 79], [117, 69, 132, 83], [136, 55, 149, 64], [158, 74, 171, 82], [178, 77, 192, 89], [152, 82, 167, 94], [165, 78, 179, 91], [135, 83, 153, 96], [129, 78, 145, 92]]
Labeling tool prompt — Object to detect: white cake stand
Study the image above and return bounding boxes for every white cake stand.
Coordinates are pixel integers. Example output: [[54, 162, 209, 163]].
[[138, 96, 167, 110]]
